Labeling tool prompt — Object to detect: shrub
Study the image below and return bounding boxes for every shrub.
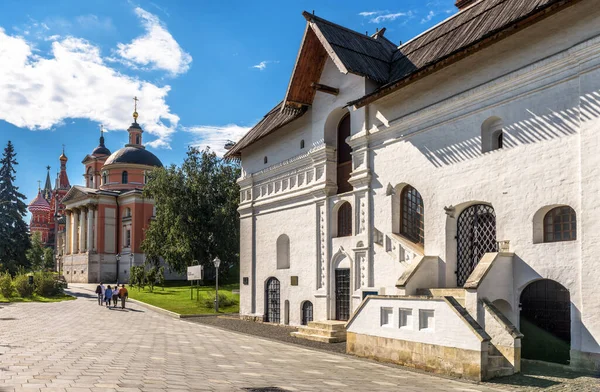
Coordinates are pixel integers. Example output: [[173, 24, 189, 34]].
[[14, 274, 34, 298], [34, 272, 61, 297], [202, 291, 238, 309], [0, 273, 13, 298]]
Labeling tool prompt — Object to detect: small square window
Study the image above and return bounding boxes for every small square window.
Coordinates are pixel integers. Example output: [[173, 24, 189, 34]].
[[419, 309, 435, 331], [399, 308, 412, 329], [380, 307, 393, 328]]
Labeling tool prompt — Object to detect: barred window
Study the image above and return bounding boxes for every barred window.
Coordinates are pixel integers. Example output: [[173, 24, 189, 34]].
[[337, 202, 352, 237], [544, 206, 576, 242], [400, 185, 424, 245]]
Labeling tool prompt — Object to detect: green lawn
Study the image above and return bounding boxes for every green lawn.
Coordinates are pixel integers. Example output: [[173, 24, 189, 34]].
[[127, 281, 240, 315], [0, 293, 76, 303]]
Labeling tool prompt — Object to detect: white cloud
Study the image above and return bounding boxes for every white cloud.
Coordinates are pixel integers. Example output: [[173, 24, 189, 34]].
[[252, 60, 278, 71], [421, 11, 436, 24], [184, 124, 251, 156], [116, 7, 191, 76], [253, 61, 268, 71], [75, 14, 115, 32], [358, 11, 382, 17], [369, 11, 414, 24], [0, 27, 179, 148]]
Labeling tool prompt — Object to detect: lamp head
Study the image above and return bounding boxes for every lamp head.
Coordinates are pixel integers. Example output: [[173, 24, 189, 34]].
[[213, 257, 221, 268]]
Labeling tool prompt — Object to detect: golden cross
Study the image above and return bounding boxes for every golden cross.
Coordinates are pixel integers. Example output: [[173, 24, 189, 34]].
[[133, 96, 139, 112]]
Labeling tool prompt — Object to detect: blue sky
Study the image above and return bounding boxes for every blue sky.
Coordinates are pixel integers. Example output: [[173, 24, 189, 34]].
[[0, 0, 457, 207]]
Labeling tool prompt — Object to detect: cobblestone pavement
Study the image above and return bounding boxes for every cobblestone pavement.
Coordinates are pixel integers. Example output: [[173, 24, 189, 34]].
[[0, 286, 596, 392]]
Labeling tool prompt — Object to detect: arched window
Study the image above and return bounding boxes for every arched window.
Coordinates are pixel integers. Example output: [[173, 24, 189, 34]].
[[122, 171, 128, 184], [276, 234, 290, 269], [135, 134, 141, 145], [482, 117, 504, 153], [337, 114, 353, 194], [123, 208, 132, 218], [544, 206, 576, 242], [86, 167, 93, 188], [102, 172, 107, 185], [264, 156, 268, 164], [300, 139, 305, 149], [337, 202, 352, 237], [400, 185, 424, 245]]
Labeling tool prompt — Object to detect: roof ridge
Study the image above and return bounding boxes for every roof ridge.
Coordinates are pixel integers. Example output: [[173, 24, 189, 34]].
[[302, 11, 393, 48], [400, 0, 507, 56]]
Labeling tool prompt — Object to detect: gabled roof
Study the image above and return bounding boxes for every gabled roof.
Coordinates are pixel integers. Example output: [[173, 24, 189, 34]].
[[62, 185, 119, 205], [225, 102, 307, 158], [227, 0, 579, 157]]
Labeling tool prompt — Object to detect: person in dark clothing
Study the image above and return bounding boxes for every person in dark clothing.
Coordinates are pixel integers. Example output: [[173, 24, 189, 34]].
[[95, 283, 104, 306]]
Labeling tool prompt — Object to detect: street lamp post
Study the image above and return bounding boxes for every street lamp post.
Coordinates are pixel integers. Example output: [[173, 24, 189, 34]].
[[116, 253, 120, 281], [213, 257, 221, 312]]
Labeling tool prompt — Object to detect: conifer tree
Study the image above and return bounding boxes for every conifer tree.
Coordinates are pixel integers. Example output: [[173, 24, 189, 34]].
[[0, 141, 31, 273]]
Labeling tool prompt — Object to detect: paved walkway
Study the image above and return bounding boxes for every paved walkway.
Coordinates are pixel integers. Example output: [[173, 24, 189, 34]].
[[0, 286, 507, 392], [0, 286, 592, 391]]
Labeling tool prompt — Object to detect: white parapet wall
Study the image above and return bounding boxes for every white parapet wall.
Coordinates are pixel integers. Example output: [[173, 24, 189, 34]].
[[346, 295, 491, 381]]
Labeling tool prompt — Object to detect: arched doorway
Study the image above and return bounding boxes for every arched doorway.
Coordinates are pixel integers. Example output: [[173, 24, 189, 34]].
[[456, 204, 497, 286], [302, 301, 313, 325], [520, 279, 571, 364], [265, 277, 280, 323], [335, 269, 350, 321]]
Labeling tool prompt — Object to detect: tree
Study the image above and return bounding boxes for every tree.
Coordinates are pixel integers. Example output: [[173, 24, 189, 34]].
[[0, 141, 30, 274], [43, 248, 55, 271], [26, 232, 44, 272], [142, 147, 240, 276]]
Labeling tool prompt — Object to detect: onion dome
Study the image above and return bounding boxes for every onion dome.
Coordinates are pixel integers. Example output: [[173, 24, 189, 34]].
[[104, 146, 163, 167], [28, 191, 51, 213], [59, 146, 68, 162]]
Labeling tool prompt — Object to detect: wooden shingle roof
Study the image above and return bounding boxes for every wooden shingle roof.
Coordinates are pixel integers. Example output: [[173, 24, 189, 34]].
[[225, 102, 307, 158], [226, 0, 579, 157]]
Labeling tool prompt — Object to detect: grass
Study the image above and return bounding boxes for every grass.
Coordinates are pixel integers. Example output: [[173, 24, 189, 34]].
[[127, 281, 240, 315], [0, 293, 76, 303]]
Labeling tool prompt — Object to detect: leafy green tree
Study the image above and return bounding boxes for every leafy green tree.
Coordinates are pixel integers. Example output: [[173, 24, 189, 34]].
[[142, 147, 240, 276], [43, 248, 54, 271], [157, 266, 165, 290], [26, 232, 45, 272], [0, 141, 30, 274]]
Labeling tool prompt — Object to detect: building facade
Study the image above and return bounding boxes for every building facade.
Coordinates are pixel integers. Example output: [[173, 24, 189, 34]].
[[61, 111, 163, 283], [227, 0, 600, 376]]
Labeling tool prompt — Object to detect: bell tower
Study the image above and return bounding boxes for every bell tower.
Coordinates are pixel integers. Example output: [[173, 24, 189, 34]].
[[127, 96, 144, 148]]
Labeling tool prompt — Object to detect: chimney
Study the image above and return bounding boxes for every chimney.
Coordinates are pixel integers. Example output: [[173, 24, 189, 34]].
[[455, 0, 479, 10]]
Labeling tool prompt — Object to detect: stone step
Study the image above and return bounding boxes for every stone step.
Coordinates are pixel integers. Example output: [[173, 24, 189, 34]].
[[486, 366, 514, 379], [307, 320, 347, 331], [297, 326, 347, 338], [290, 331, 346, 343]]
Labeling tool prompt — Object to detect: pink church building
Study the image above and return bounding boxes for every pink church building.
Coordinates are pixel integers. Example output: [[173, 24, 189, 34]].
[[61, 110, 163, 283]]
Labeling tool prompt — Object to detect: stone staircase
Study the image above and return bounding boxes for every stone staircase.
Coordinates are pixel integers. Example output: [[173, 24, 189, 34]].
[[291, 320, 347, 343], [416, 288, 466, 306], [487, 344, 513, 378]]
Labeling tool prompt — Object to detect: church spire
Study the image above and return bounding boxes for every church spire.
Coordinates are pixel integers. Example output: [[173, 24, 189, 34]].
[[127, 96, 144, 148], [58, 145, 71, 189], [43, 166, 52, 202]]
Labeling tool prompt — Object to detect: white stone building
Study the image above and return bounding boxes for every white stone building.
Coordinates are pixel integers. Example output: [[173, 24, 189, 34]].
[[226, 0, 600, 378]]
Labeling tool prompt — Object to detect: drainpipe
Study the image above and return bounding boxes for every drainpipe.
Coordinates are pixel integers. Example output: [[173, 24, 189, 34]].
[[115, 196, 120, 281]]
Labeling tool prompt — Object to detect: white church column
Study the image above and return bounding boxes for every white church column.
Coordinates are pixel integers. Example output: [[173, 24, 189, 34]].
[[86, 205, 93, 252], [72, 209, 79, 253], [92, 206, 98, 252], [78, 208, 85, 252], [65, 211, 71, 254]]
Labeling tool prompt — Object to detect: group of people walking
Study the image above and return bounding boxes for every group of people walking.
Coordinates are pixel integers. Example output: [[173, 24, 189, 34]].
[[95, 283, 128, 309]]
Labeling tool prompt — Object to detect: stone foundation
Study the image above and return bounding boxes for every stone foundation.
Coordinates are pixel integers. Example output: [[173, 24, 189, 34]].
[[346, 332, 486, 381], [570, 350, 600, 373]]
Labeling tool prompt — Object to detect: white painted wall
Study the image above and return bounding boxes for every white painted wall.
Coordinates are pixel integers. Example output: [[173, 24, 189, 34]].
[[347, 297, 483, 351]]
